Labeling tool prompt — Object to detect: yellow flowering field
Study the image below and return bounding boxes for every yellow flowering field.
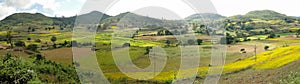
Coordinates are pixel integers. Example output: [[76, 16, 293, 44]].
[[104, 45, 300, 82]]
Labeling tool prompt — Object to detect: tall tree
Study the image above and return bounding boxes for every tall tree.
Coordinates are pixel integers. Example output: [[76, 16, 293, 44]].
[[6, 27, 13, 48], [51, 36, 57, 44]]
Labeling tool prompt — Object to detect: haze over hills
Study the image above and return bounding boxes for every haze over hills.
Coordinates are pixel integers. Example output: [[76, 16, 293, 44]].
[[185, 13, 225, 22], [0, 10, 299, 32], [227, 10, 296, 22], [101, 12, 164, 27]]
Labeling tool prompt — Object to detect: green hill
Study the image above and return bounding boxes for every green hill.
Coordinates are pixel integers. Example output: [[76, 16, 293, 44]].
[[75, 11, 111, 24], [228, 10, 296, 22], [101, 12, 164, 28], [185, 13, 225, 23], [0, 11, 112, 31], [224, 10, 299, 36], [245, 10, 293, 20], [0, 13, 53, 28]]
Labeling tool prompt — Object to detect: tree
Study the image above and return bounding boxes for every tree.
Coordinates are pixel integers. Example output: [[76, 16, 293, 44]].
[[35, 39, 41, 43], [71, 40, 78, 47], [27, 44, 38, 51], [6, 27, 13, 48], [51, 36, 57, 43], [63, 40, 68, 46], [27, 27, 31, 33], [296, 29, 300, 37], [145, 47, 152, 55], [197, 39, 203, 45], [221, 33, 235, 44], [31, 28, 35, 32], [27, 37, 31, 41], [122, 43, 130, 47], [157, 30, 164, 36], [0, 54, 38, 83], [165, 40, 171, 46], [187, 39, 195, 45], [268, 33, 276, 38], [264, 46, 269, 51], [35, 54, 45, 61], [14, 41, 26, 47]]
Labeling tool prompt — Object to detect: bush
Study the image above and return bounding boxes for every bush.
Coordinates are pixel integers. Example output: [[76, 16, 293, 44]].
[[122, 43, 130, 47], [264, 46, 269, 51], [165, 40, 171, 46], [187, 39, 195, 45], [14, 41, 26, 47], [35, 39, 41, 43], [197, 39, 203, 45], [27, 44, 38, 51], [240, 48, 245, 52], [0, 53, 80, 83], [27, 37, 31, 41], [268, 33, 276, 38], [51, 36, 57, 43]]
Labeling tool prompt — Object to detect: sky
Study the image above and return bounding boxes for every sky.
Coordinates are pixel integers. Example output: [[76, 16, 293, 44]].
[[0, 0, 300, 20]]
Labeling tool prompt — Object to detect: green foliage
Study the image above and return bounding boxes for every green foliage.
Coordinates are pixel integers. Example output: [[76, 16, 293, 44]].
[[34, 39, 41, 43], [197, 39, 203, 45], [187, 39, 195, 45], [0, 53, 79, 83], [0, 13, 53, 26], [245, 10, 290, 20], [145, 47, 152, 55], [165, 40, 171, 46], [0, 57, 38, 83], [27, 44, 38, 51], [185, 13, 225, 23], [51, 36, 57, 43], [14, 41, 26, 47], [280, 71, 300, 84], [264, 46, 270, 51], [221, 33, 235, 44], [268, 32, 277, 38]]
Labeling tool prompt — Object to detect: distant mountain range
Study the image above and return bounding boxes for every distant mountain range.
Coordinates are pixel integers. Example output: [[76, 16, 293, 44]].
[[0, 10, 299, 30]]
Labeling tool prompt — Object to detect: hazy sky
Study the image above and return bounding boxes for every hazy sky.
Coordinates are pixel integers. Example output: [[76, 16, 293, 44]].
[[0, 0, 300, 20]]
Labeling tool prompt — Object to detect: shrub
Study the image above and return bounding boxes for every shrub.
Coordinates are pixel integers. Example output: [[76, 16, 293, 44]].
[[197, 39, 203, 45], [14, 41, 26, 47], [240, 49, 245, 52], [187, 39, 195, 45], [27, 44, 38, 51], [264, 46, 269, 51], [35, 39, 41, 43], [122, 43, 130, 47], [268, 33, 276, 38], [27, 37, 31, 41], [51, 36, 57, 43], [165, 40, 171, 46]]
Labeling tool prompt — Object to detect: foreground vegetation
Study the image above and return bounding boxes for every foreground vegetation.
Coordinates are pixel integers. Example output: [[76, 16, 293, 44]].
[[0, 53, 79, 83], [0, 9, 300, 83]]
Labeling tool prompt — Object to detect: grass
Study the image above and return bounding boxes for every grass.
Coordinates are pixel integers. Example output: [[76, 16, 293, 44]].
[[1, 28, 300, 83], [101, 45, 300, 82]]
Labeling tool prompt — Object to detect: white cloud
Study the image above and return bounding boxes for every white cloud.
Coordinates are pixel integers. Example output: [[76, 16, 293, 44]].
[[211, 0, 300, 16], [33, 0, 61, 14], [3, 0, 34, 9], [0, 0, 61, 20], [0, 3, 16, 20], [54, 10, 80, 17]]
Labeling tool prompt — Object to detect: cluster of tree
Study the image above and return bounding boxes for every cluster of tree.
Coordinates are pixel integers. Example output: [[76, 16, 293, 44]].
[[170, 39, 203, 46], [44, 27, 55, 31], [27, 27, 36, 33], [0, 53, 80, 83]]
